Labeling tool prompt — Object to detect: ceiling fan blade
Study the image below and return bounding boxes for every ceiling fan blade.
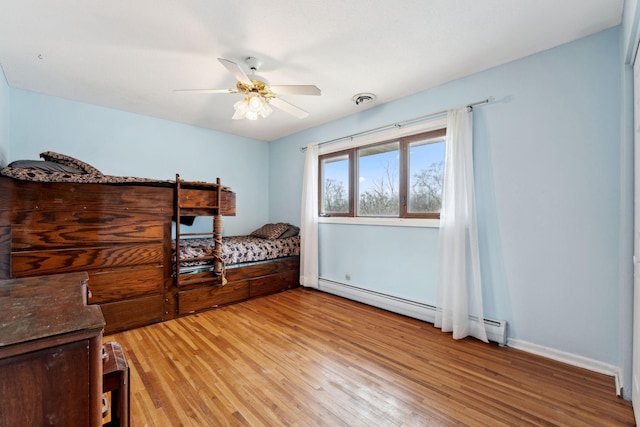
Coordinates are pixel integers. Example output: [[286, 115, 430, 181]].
[[218, 58, 252, 85], [269, 85, 321, 96], [174, 88, 238, 94], [269, 97, 309, 119]]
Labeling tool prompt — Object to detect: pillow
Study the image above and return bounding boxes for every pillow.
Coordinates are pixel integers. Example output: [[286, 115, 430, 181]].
[[250, 223, 290, 240], [40, 151, 103, 175], [278, 224, 300, 239], [7, 159, 85, 174]]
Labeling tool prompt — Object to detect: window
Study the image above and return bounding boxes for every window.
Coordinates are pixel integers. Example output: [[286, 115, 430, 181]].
[[319, 128, 446, 219], [319, 151, 352, 216]]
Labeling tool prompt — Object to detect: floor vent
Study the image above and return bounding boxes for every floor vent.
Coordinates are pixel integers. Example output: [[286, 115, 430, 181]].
[[318, 279, 507, 346]]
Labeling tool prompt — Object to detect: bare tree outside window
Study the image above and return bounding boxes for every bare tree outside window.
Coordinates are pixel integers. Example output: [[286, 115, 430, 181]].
[[410, 161, 443, 213], [358, 142, 399, 216], [323, 178, 348, 213], [358, 159, 399, 216], [407, 138, 444, 215], [320, 152, 350, 215]]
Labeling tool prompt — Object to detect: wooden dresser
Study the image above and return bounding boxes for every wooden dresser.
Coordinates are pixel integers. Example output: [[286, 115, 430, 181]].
[[0, 272, 106, 426]]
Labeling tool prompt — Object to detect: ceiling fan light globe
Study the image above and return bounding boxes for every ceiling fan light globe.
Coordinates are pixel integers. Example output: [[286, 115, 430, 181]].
[[248, 95, 264, 112], [245, 110, 259, 120], [233, 98, 248, 112], [232, 98, 250, 119]]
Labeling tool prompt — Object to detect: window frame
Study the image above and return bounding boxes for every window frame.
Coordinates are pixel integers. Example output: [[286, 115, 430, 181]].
[[318, 128, 446, 220]]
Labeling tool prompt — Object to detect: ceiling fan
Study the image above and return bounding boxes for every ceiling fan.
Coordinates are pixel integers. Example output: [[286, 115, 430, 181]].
[[176, 57, 321, 120]]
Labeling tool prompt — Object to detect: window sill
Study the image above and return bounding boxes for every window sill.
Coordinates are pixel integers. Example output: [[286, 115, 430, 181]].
[[318, 216, 440, 228]]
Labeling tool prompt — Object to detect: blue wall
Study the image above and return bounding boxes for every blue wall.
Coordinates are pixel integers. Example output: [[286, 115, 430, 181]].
[[270, 28, 624, 370], [7, 90, 269, 236], [0, 66, 9, 165]]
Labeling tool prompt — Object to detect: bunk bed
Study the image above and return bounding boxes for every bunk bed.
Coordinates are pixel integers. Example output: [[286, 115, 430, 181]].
[[173, 179, 300, 316], [0, 152, 300, 333]]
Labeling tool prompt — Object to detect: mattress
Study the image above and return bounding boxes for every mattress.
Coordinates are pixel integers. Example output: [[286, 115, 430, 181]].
[[176, 235, 300, 272]]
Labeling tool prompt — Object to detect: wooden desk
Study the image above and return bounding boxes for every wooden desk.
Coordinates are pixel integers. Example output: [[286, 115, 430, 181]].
[[0, 272, 105, 426]]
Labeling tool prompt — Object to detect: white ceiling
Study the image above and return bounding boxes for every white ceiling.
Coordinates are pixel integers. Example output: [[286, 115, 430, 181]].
[[0, 1, 623, 142]]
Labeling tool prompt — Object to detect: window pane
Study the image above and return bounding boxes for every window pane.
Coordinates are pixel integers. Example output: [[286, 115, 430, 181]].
[[408, 138, 445, 214], [358, 141, 400, 216], [321, 154, 350, 214]]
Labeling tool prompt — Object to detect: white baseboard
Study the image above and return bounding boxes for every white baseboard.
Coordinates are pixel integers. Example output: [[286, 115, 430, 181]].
[[317, 279, 507, 345], [507, 338, 623, 396]]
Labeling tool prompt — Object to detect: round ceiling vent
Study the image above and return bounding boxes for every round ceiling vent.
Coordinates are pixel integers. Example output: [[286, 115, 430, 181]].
[[353, 93, 376, 106]]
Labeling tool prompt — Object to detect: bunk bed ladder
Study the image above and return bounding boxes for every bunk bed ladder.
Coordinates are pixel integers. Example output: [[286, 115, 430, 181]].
[[174, 174, 225, 288], [175, 174, 182, 281], [214, 177, 223, 276]]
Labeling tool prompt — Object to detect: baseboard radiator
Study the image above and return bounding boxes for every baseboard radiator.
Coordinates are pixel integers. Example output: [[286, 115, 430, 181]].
[[318, 279, 507, 346]]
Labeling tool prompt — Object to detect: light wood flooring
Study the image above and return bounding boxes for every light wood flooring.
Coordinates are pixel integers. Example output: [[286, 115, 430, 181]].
[[106, 288, 635, 426]]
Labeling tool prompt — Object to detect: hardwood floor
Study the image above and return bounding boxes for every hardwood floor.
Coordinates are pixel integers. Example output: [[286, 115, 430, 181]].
[[106, 288, 635, 426]]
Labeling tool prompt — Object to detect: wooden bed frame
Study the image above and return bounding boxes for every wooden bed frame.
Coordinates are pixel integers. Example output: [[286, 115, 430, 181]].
[[0, 175, 299, 334]]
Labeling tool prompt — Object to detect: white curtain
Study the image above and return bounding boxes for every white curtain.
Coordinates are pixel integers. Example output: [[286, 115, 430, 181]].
[[300, 143, 319, 288], [435, 107, 488, 343]]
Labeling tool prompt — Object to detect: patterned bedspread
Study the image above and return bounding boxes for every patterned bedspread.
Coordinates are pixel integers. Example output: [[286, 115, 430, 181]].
[[177, 235, 300, 268], [0, 164, 176, 186]]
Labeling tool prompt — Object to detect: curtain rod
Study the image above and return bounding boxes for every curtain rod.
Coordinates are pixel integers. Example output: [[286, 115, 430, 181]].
[[300, 96, 494, 152]]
